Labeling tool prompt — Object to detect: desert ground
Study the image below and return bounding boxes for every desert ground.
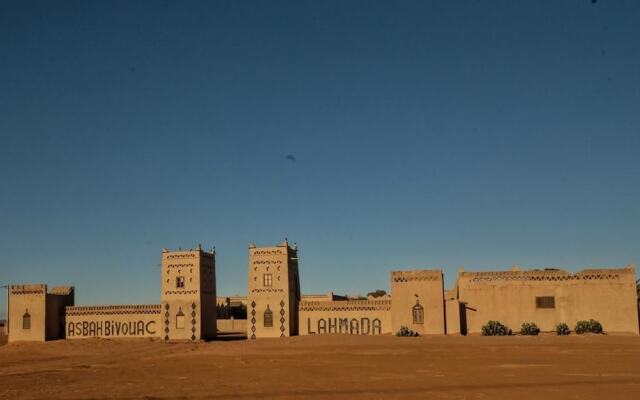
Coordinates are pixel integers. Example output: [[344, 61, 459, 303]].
[[1, 334, 640, 399]]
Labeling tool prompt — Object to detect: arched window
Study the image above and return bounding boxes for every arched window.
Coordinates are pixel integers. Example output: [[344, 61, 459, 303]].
[[176, 307, 185, 329], [264, 306, 273, 328], [23, 309, 31, 330], [412, 300, 424, 325]]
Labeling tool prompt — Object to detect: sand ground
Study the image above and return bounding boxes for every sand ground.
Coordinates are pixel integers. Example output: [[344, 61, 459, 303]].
[[1, 334, 640, 399]]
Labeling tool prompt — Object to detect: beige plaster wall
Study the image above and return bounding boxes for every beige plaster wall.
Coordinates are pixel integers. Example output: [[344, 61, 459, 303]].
[[8, 284, 47, 342], [247, 242, 301, 339], [445, 299, 462, 334], [391, 270, 446, 335], [458, 266, 640, 334], [298, 300, 392, 335], [65, 305, 161, 339], [217, 318, 247, 333], [301, 292, 348, 302]]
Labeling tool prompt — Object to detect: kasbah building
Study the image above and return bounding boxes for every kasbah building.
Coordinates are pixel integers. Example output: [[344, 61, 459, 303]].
[[6, 240, 640, 343]]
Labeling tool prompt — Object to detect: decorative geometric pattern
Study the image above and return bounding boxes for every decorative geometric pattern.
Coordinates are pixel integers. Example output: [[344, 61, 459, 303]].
[[164, 303, 170, 341], [252, 260, 283, 265], [298, 299, 392, 312], [66, 304, 162, 316], [392, 271, 442, 283], [11, 289, 46, 295], [164, 263, 195, 269], [250, 288, 284, 293], [165, 254, 196, 259], [164, 290, 198, 295], [250, 301, 257, 339], [252, 249, 284, 255], [279, 300, 285, 337], [9, 284, 47, 295], [463, 268, 629, 284], [190, 303, 197, 341]]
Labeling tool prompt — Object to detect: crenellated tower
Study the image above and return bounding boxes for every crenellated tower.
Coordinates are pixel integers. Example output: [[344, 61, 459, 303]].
[[247, 240, 301, 339], [160, 245, 216, 341]]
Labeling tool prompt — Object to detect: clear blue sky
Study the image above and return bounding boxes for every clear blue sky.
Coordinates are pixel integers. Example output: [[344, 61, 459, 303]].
[[1, 1, 639, 317]]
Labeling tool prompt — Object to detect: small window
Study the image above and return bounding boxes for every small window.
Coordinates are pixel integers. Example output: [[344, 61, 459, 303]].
[[23, 309, 31, 330], [176, 276, 185, 289], [536, 296, 555, 309], [176, 308, 185, 329], [264, 306, 273, 327], [412, 301, 424, 324], [263, 273, 272, 287]]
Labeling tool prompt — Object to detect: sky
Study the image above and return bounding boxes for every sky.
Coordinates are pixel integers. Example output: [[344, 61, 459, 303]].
[[1, 0, 639, 318]]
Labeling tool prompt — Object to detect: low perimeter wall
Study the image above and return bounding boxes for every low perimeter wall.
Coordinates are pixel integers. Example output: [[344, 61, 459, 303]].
[[298, 299, 392, 335], [65, 305, 162, 339]]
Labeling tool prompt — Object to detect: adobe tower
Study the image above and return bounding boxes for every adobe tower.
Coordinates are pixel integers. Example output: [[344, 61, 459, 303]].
[[247, 240, 301, 339], [160, 245, 217, 341]]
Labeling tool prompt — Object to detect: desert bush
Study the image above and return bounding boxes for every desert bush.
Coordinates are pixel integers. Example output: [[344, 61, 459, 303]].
[[520, 322, 540, 336], [556, 322, 570, 335], [575, 319, 603, 334], [366, 289, 387, 298], [481, 320, 512, 336], [396, 326, 419, 337]]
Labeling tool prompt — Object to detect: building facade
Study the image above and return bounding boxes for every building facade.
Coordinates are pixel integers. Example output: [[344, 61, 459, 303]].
[[7, 285, 74, 343], [5, 240, 640, 342], [455, 266, 639, 334], [8, 246, 216, 342]]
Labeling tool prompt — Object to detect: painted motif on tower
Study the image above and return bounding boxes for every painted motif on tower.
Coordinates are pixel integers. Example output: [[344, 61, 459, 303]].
[[279, 299, 286, 337], [250, 301, 257, 339]]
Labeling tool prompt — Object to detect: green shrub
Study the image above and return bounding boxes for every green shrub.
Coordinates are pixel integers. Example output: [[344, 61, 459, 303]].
[[520, 322, 540, 336], [575, 319, 603, 334], [556, 322, 570, 335], [481, 320, 512, 336], [396, 326, 419, 337]]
